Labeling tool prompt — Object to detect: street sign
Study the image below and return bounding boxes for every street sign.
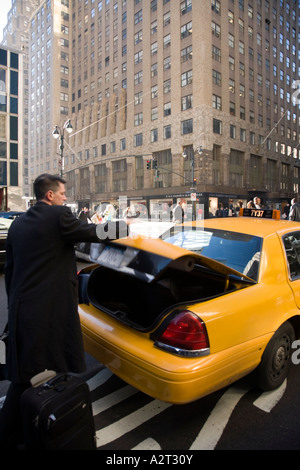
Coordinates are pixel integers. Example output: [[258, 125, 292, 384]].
[[191, 193, 197, 201]]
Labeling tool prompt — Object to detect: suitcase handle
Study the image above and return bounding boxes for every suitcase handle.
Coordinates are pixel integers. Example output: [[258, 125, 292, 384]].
[[30, 370, 57, 387], [30, 364, 104, 389]]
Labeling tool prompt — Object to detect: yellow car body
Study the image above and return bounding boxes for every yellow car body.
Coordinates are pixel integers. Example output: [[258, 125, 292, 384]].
[[78, 213, 300, 404]]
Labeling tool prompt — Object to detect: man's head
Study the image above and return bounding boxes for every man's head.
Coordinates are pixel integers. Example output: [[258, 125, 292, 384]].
[[33, 173, 67, 205]]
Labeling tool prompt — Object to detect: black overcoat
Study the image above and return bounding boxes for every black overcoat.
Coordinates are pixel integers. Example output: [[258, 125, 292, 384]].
[[4, 202, 101, 383]]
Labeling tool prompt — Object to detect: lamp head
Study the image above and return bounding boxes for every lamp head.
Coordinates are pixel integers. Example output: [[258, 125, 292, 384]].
[[64, 119, 73, 134], [52, 126, 60, 139]]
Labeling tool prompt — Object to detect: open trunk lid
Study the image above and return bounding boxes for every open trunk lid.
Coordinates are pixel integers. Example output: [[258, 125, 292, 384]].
[[79, 238, 255, 331], [88, 237, 255, 283]]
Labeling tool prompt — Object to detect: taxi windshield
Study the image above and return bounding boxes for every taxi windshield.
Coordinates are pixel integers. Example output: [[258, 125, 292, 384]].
[[162, 226, 263, 281]]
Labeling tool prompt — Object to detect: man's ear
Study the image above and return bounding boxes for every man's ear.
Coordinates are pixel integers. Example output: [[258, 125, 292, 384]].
[[45, 190, 53, 202]]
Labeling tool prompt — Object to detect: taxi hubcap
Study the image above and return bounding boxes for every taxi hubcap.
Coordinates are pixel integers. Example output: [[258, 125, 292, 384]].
[[274, 346, 286, 370], [271, 334, 291, 380]]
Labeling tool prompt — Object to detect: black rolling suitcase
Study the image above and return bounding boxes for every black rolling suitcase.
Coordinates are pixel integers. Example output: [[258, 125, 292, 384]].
[[21, 370, 97, 450]]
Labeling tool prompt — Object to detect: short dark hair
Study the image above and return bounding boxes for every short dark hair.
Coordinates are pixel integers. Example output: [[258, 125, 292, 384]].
[[34, 173, 66, 201]]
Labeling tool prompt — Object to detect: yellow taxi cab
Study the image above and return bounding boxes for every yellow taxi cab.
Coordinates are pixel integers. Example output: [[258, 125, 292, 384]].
[[78, 209, 300, 404]]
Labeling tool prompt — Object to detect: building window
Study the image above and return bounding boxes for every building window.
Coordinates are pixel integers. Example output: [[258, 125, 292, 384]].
[[212, 0, 221, 14], [151, 128, 158, 142], [134, 50, 143, 64], [134, 71, 143, 84], [0, 49, 7, 66], [164, 102, 171, 116], [151, 85, 158, 99], [181, 70, 192, 86], [212, 21, 221, 38], [212, 94, 222, 110], [212, 45, 221, 62], [212, 70, 221, 86], [134, 133, 143, 146], [151, 42, 158, 55], [163, 79, 171, 94], [181, 22, 192, 39], [181, 118, 193, 135], [230, 124, 236, 139], [134, 10, 142, 25], [10, 162, 18, 186], [134, 112, 143, 126], [120, 138, 126, 150], [163, 34, 171, 48], [181, 0, 192, 15], [110, 141, 116, 153], [181, 94, 193, 110], [213, 118, 222, 134], [151, 107, 158, 120], [163, 125, 171, 139], [181, 45, 193, 62]]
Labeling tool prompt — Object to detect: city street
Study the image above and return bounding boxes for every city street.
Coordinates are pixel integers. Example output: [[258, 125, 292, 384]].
[[1, 266, 300, 450]]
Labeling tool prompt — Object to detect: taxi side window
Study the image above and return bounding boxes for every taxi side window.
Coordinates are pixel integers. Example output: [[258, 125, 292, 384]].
[[283, 232, 300, 280]]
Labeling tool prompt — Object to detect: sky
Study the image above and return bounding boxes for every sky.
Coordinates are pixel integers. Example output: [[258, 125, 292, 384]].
[[0, 0, 12, 42]]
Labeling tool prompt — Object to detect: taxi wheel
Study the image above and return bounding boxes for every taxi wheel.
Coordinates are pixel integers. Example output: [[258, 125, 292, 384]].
[[256, 322, 295, 391]]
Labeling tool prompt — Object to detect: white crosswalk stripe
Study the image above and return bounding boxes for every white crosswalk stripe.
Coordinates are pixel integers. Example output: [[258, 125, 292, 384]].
[[92, 384, 138, 415], [253, 379, 287, 413], [96, 399, 172, 447], [189, 385, 250, 450], [88, 368, 289, 450], [0, 368, 289, 450]]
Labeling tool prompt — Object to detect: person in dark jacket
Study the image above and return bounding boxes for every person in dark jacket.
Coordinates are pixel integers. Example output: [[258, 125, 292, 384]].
[[0, 173, 126, 449], [289, 198, 300, 221]]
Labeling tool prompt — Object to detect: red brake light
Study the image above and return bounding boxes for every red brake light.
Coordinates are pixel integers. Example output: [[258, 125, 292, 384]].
[[155, 311, 210, 357]]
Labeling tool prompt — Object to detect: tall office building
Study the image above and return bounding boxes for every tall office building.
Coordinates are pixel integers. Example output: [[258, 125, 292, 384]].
[[6, 0, 300, 216], [0, 45, 23, 211], [2, 0, 42, 205]]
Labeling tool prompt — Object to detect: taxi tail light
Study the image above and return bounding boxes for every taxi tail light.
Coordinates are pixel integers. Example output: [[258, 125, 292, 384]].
[[154, 310, 210, 357]]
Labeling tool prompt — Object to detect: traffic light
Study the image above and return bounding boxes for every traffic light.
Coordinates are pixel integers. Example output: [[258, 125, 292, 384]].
[[153, 159, 158, 170], [155, 170, 160, 178], [193, 177, 197, 184], [146, 160, 151, 170]]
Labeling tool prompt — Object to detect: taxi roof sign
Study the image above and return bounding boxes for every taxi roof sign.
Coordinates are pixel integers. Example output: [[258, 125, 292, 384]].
[[239, 208, 281, 220]]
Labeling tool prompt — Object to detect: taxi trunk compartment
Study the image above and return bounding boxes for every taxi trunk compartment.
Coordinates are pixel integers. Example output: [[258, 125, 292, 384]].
[[84, 264, 242, 330]]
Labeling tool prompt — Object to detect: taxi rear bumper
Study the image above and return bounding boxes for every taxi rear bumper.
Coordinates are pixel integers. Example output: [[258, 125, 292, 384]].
[[80, 305, 269, 404]]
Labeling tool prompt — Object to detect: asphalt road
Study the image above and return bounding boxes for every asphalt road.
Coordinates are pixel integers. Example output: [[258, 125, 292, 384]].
[[1, 266, 300, 450]]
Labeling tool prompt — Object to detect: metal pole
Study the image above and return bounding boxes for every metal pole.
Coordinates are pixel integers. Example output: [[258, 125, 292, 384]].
[[191, 151, 196, 221], [59, 131, 64, 177]]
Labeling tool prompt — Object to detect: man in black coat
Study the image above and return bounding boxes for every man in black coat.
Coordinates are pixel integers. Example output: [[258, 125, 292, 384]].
[[0, 173, 126, 448]]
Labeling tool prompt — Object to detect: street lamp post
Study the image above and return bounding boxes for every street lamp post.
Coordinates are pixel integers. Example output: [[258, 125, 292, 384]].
[[183, 147, 201, 221], [52, 119, 73, 177]]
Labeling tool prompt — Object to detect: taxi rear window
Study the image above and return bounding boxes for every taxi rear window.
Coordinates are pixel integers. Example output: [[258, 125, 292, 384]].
[[163, 227, 262, 281]]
